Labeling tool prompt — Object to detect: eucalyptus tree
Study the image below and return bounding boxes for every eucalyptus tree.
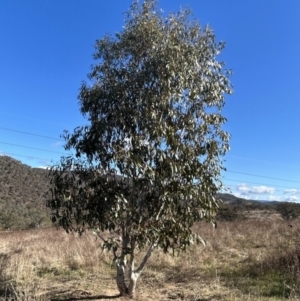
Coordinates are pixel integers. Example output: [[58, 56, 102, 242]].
[[47, 0, 232, 297]]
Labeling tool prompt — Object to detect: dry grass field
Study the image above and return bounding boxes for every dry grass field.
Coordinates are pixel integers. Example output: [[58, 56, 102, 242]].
[[1, 215, 300, 301]]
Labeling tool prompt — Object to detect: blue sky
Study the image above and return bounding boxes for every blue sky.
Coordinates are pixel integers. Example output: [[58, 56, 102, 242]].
[[1, 0, 299, 202]]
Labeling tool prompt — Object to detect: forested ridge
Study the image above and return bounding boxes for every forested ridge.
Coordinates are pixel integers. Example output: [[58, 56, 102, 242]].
[[0, 156, 51, 230]]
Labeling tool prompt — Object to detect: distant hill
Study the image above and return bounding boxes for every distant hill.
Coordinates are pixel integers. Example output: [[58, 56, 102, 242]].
[[0, 156, 51, 230], [0, 155, 299, 230], [218, 193, 275, 206], [217, 192, 300, 221]]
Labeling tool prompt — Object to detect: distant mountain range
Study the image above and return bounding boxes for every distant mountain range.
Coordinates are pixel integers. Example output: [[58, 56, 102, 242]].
[[0, 155, 299, 230], [217, 193, 279, 206]]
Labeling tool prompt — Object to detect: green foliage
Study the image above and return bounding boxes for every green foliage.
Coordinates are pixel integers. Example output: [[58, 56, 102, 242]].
[[216, 203, 239, 221], [47, 0, 232, 289], [276, 202, 300, 220]]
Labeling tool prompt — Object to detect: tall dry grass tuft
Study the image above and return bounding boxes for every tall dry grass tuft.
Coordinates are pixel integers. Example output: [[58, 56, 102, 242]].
[[260, 230, 300, 297], [1, 218, 300, 300], [0, 228, 113, 300]]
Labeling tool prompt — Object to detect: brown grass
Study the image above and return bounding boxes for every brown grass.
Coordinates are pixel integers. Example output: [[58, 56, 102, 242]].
[[1, 217, 300, 300]]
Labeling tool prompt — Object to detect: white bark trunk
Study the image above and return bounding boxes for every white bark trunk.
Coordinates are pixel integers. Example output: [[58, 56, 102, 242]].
[[116, 262, 128, 296], [128, 271, 138, 297], [116, 265, 139, 297], [115, 241, 157, 297]]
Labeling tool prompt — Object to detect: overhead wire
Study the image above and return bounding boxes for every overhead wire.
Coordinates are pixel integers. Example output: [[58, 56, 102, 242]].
[[227, 170, 300, 184], [224, 178, 300, 190], [0, 112, 74, 128], [0, 150, 299, 190], [0, 126, 64, 141], [1, 118, 298, 169], [226, 155, 299, 168], [0, 152, 53, 162], [1, 125, 299, 191], [0, 141, 71, 155], [224, 182, 300, 192], [1, 152, 299, 201]]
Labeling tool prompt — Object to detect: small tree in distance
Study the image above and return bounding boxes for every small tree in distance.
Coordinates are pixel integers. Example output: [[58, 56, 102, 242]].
[[47, 0, 232, 297]]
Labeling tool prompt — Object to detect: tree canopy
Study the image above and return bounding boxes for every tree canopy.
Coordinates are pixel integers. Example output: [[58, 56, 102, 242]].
[[47, 0, 232, 296]]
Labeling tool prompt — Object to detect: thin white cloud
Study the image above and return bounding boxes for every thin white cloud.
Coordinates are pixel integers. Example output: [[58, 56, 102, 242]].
[[51, 141, 63, 147], [284, 189, 299, 195], [237, 183, 275, 195], [38, 159, 51, 165], [284, 195, 300, 203], [37, 166, 49, 169], [265, 195, 279, 201], [232, 191, 263, 201], [230, 183, 300, 203]]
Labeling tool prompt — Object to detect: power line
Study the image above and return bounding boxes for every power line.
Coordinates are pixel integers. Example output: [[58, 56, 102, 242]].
[[222, 181, 299, 192], [0, 125, 298, 169], [227, 155, 299, 168], [224, 178, 300, 190], [227, 170, 300, 184], [0, 141, 71, 155], [223, 183, 299, 195], [1, 148, 299, 185], [0, 126, 64, 141], [0, 152, 53, 162], [0, 112, 74, 128], [0, 120, 295, 168]]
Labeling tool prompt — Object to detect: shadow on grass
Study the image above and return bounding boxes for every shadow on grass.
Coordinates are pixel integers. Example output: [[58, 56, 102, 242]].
[[147, 256, 295, 299], [50, 293, 121, 300], [219, 266, 291, 299]]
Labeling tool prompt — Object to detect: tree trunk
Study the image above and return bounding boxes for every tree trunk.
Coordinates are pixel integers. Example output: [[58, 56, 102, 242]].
[[115, 241, 157, 297], [128, 271, 138, 297], [116, 266, 139, 297], [116, 262, 128, 296]]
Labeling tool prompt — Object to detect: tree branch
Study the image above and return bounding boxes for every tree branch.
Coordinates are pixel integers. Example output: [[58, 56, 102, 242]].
[[134, 240, 157, 274]]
